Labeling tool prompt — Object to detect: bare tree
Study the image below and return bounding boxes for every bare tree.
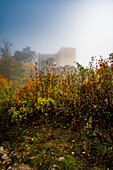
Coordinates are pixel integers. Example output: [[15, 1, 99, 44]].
[[0, 40, 12, 59]]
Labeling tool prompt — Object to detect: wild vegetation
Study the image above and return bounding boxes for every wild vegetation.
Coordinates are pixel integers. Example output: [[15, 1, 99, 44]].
[[0, 40, 37, 90], [0, 55, 113, 169]]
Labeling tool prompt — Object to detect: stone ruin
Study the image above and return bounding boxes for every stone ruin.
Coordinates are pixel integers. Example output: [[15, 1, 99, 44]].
[[38, 47, 76, 72]]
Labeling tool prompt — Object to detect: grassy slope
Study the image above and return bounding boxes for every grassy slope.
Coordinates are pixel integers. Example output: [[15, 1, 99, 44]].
[[1, 122, 112, 170]]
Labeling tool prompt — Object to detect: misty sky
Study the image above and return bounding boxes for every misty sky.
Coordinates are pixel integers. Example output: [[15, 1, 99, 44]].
[[0, 0, 113, 66]]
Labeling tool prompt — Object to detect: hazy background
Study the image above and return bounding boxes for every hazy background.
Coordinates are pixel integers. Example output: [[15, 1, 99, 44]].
[[0, 0, 113, 66]]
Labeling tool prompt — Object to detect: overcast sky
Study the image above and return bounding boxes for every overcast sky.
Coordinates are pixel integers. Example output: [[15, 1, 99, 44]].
[[0, 0, 113, 66]]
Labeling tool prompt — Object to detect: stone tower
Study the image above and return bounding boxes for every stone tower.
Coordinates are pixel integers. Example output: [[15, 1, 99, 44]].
[[58, 48, 76, 67]]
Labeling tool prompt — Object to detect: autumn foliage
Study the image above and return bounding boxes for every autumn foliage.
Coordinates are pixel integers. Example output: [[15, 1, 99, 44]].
[[0, 57, 113, 168], [0, 57, 113, 129]]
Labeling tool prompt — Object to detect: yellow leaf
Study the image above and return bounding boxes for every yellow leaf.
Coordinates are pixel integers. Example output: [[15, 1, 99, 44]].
[[71, 152, 75, 155], [82, 152, 86, 154]]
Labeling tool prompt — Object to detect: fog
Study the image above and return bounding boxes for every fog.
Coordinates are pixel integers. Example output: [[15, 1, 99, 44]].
[[0, 0, 113, 66]]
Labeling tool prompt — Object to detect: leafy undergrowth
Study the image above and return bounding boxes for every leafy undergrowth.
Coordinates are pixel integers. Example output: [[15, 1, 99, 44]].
[[0, 56, 113, 169], [1, 122, 113, 170]]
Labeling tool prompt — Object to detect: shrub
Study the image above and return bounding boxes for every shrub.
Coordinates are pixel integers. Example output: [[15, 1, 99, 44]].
[[0, 75, 14, 138], [4, 56, 112, 130], [0, 56, 112, 168]]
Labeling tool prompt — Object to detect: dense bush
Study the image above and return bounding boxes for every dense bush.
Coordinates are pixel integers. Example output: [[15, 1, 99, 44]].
[[0, 57, 113, 168], [0, 75, 14, 137], [0, 57, 112, 129]]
